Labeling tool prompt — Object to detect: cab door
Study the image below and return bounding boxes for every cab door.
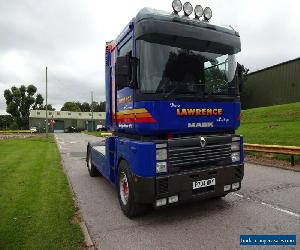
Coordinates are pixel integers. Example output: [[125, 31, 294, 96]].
[[115, 36, 135, 132]]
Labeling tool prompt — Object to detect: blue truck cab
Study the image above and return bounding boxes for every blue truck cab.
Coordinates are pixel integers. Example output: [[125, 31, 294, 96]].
[[87, 3, 244, 218]]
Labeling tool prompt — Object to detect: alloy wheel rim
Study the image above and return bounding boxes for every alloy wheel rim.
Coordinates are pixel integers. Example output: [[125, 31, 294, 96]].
[[120, 172, 129, 205]]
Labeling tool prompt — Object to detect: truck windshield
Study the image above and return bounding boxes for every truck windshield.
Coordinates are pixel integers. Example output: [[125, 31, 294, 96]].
[[137, 39, 238, 97]]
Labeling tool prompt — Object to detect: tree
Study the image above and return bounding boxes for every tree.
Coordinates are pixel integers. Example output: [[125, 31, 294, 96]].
[[4, 85, 45, 129], [76, 102, 90, 112], [61, 102, 81, 112], [91, 101, 100, 112], [99, 101, 105, 112], [237, 63, 249, 94], [37, 104, 55, 111], [32, 93, 44, 109], [0, 115, 13, 130], [91, 101, 105, 112], [61, 101, 105, 112]]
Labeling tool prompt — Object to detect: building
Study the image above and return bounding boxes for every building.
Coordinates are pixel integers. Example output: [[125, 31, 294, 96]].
[[241, 57, 300, 109], [29, 110, 105, 133]]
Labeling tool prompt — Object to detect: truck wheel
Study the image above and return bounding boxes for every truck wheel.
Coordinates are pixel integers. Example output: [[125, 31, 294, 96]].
[[87, 148, 101, 177], [117, 161, 147, 218]]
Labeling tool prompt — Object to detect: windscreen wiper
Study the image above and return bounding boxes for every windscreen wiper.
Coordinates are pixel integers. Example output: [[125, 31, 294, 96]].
[[163, 85, 180, 99]]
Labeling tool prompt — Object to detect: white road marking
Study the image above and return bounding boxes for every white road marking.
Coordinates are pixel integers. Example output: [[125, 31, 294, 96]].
[[260, 202, 300, 218], [233, 193, 244, 198], [233, 193, 300, 218]]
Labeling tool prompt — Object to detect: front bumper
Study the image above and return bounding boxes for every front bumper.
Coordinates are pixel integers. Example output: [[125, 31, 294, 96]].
[[133, 164, 244, 205]]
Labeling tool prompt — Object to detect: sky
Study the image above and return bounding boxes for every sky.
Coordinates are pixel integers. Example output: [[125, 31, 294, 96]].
[[0, 0, 299, 114]]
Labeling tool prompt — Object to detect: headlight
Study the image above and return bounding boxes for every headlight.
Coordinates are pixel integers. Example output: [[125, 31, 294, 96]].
[[172, 0, 182, 14], [194, 5, 203, 19], [203, 7, 212, 21], [231, 141, 240, 151], [231, 152, 240, 162], [156, 149, 167, 161], [156, 162, 167, 173], [183, 2, 193, 16], [156, 144, 167, 161]]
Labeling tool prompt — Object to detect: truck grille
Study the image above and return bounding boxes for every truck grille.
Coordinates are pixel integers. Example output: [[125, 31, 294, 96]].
[[157, 178, 169, 194], [168, 135, 232, 171]]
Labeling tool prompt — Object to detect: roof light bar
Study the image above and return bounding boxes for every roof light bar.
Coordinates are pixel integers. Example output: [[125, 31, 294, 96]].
[[172, 0, 182, 14], [183, 2, 193, 16], [203, 7, 212, 21], [194, 5, 203, 19]]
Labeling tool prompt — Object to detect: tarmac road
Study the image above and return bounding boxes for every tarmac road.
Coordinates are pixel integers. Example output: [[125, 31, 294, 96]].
[[55, 133, 300, 250]]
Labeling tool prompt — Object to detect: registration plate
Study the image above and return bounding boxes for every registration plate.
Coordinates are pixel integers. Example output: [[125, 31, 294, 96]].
[[193, 178, 216, 190]]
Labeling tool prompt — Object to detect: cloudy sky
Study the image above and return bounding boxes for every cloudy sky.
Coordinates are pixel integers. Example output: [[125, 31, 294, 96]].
[[0, 0, 299, 114]]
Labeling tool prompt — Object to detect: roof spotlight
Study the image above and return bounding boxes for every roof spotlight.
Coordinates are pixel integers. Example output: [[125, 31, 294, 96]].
[[183, 2, 193, 16], [203, 7, 212, 21], [172, 0, 182, 14], [194, 5, 203, 19]]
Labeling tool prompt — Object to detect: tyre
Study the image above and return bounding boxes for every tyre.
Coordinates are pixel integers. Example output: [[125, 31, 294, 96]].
[[117, 161, 147, 218], [87, 148, 101, 177]]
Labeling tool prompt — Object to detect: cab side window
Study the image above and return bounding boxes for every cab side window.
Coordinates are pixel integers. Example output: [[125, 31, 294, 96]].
[[119, 38, 132, 57]]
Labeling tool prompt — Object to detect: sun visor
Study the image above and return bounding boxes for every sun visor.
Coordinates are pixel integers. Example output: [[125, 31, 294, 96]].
[[135, 19, 241, 54]]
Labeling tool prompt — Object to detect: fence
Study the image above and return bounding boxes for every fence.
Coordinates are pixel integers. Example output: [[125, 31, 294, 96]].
[[244, 143, 300, 166]]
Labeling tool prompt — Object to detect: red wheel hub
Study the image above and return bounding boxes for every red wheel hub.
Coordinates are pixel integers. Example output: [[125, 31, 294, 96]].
[[123, 180, 128, 195]]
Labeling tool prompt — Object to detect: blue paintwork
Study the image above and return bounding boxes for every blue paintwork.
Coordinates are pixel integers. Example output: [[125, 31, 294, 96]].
[[91, 137, 156, 187], [115, 138, 156, 177], [117, 87, 134, 111], [105, 13, 241, 135], [117, 100, 240, 135], [98, 8, 244, 189], [91, 147, 107, 176]]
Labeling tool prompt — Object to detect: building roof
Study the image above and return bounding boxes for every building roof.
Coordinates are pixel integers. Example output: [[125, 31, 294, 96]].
[[30, 110, 105, 120], [248, 57, 300, 76]]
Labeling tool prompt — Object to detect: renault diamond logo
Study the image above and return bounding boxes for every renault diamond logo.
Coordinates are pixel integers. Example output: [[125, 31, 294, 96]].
[[200, 137, 206, 148]]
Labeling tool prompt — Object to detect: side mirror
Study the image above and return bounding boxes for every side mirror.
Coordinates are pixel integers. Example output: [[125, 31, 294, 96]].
[[115, 56, 130, 88], [115, 55, 138, 89]]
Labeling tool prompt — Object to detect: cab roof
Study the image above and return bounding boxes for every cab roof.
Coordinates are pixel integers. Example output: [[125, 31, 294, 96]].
[[135, 7, 239, 37], [107, 7, 240, 49]]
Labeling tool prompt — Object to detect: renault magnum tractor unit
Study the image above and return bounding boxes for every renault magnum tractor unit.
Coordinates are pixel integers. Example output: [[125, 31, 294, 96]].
[[87, 1, 244, 218]]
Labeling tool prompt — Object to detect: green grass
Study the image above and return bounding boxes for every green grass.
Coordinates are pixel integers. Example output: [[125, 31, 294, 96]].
[[238, 102, 300, 146], [81, 131, 112, 137], [0, 136, 84, 250], [0, 130, 32, 133], [82, 131, 103, 137]]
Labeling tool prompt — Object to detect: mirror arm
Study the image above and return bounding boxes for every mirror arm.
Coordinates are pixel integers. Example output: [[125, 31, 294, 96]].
[[130, 57, 138, 89]]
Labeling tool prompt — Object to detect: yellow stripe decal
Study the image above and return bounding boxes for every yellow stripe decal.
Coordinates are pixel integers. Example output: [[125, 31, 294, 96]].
[[116, 108, 148, 115]]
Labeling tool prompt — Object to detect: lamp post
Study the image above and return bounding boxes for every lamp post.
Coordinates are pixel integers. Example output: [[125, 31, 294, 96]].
[[91, 91, 94, 131], [45, 66, 48, 137]]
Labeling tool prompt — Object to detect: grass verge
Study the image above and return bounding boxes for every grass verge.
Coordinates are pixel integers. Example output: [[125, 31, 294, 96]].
[[238, 102, 300, 146], [0, 136, 84, 250], [81, 131, 112, 137], [81, 131, 103, 137], [238, 102, 300, 164]]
